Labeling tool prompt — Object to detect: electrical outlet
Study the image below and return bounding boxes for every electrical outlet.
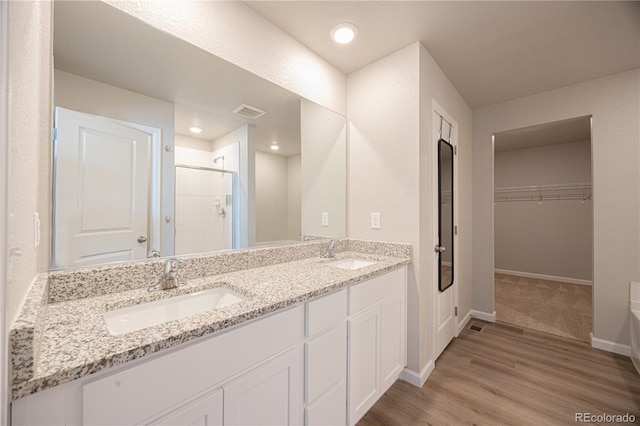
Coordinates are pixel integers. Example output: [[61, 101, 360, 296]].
[[371, 212, 381, 229], [321, 212, 329, 227], [34, 212, 41, 248]]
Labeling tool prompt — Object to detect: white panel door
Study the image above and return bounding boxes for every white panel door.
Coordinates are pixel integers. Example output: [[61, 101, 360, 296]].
[[54, 107, 150, 268], [433, 106, 458, 360]]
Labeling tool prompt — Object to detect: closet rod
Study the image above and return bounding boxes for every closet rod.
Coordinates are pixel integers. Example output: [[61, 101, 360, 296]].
[[494, 182, 592, 203]]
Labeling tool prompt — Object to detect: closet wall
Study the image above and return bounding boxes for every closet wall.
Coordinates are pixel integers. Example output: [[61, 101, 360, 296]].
[[494, 139, 592, 282]]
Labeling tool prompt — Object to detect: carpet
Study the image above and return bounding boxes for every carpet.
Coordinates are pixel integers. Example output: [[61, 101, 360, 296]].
[[494, 273, 592, 342]]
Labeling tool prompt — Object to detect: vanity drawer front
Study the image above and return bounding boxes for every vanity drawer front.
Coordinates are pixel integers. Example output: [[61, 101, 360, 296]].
[[306, 289, 347, 337], [348, 268, 405, 315], [82, 305, 303, 426]]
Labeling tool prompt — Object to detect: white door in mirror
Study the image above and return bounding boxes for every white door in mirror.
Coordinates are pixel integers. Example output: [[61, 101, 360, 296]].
[[53, 107, 150, 269]]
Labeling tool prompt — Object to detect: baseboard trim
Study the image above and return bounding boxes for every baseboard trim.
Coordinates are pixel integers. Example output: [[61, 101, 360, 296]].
[[495, 268, 592, 286], [457, 310, 472, 335], [470, 309, 496, 322], [400, 360, 434, 388], [590, 333, 631, 357]]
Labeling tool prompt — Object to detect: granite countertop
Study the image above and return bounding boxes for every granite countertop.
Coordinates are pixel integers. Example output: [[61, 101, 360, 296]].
[[11, 249, 410, 400]]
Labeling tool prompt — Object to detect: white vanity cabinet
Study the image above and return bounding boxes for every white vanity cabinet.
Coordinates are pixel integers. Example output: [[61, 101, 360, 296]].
[[304, 289, 348, 426], [347, 267, 407, 426], [11, 265, 407, 426], [12, 305, 304, 426]]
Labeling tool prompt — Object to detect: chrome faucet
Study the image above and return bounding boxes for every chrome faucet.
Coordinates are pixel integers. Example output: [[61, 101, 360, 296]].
[[321, 240, 339, 259], [148, 259, 186, 292]]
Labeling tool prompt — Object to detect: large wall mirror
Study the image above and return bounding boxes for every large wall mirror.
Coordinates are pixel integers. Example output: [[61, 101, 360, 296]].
[[51, 1, 346, 270]]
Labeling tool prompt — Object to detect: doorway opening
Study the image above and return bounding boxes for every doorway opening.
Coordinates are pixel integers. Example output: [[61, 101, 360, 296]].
[[493, 116, 593, 342]]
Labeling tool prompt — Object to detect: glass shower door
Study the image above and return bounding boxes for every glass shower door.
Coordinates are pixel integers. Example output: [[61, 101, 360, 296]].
[[174, 165, 234, 255]]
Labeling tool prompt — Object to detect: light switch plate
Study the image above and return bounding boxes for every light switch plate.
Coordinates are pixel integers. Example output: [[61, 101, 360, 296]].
[[371, 212, 381, 229], [34, 212, 41, 248], [322, 212, 329, 227]]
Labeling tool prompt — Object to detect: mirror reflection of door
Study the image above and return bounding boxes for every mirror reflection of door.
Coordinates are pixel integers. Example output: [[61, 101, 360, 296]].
[[53, 107, 153, 269], [438, 139, 454, 292]]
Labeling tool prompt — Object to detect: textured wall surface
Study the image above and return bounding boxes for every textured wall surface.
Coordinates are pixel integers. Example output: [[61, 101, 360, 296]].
[[348, 42, 472, 375], [105, 0, 347, 116], [473, 69, 640, 346], [7, 1, 52, 326]]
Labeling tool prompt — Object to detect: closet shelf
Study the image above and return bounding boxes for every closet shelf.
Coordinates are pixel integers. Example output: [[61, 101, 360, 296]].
[[494, 182, 592, 203]]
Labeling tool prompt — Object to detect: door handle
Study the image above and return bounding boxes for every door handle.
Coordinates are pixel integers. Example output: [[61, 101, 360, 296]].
[[434, 245, 446, 253], [137, 236, 148, 243]]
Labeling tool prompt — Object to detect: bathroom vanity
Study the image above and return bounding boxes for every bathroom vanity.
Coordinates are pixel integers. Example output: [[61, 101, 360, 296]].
[[10, 240, 410, 426]]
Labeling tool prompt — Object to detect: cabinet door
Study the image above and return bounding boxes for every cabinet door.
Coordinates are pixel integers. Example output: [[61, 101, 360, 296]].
[[224, 349, 303, 425], [151, 388, 223, 426], [347, 305, 380, 426], [380, 292, 405, 393]]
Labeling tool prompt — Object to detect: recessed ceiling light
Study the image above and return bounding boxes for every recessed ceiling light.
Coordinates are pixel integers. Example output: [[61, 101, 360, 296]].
[[330, 22, 358, 44], [270, 142, 279, 151], [189, 126, 202, 134]]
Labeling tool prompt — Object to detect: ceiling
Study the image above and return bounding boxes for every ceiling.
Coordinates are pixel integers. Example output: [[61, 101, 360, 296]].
[[494, 116, 591, 152], [245, 1, 640, 109]]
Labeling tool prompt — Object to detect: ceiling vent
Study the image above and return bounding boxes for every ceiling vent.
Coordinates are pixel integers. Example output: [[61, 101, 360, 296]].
[[233, 104, 266, 120]]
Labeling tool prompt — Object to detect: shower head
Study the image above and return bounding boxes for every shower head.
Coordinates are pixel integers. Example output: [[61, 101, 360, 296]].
[[213, 156, 224, 164]]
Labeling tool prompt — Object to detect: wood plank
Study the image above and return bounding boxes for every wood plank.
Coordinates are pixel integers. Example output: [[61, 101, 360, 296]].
[[358, 321, 640, 425]]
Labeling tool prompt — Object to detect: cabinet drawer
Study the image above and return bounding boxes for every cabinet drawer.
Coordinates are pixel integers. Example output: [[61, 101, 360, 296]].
[[348, 268, 405, 315], [306, 289, 347, 337], [305, 322, 346, 403]]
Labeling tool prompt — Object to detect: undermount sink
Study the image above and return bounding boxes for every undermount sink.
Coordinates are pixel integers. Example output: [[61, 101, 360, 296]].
[[327, 258, 377, 270], [103, 287, 246, 336]]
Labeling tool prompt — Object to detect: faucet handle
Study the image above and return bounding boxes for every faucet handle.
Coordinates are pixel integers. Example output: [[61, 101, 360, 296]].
[[165, 258, 179, 273]]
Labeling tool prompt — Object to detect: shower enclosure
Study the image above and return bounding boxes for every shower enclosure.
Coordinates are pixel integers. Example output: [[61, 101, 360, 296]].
[[174, 165, 235, 255]]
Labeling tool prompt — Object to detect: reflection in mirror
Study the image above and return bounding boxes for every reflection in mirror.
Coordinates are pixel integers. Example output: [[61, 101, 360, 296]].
[[438, 139, 454, 292], [51, 1, 346, 270]]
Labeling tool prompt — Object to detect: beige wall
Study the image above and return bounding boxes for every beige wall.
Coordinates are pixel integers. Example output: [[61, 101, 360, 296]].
[[494, 140, 593, 281], [301, 99, 346, 238], [419, 44, 473, 365], [348, 42, 472, 377], [287, 155, 302, 241], [6, 1, 52, 326], [472, 69, 640, 347], [255, 151, 288, 243]]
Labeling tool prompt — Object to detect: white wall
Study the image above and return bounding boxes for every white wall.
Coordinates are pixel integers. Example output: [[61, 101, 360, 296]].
[[472, 69, 640, 348], [418, 44, 473, 370], [105, 0, 346, 116], [301, 99, 346, 238], [348, 42, 472, 379], [174, 134, 235, 255], [494, 140, 592, 281], [6, 1, 52, 327], [287, 155, 302, 241], [255, 151, 288, 243]]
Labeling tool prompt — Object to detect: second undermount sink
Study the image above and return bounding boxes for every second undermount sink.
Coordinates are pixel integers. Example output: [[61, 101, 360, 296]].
[[103, 287, 246, 336], [327, 258, 377, 270]]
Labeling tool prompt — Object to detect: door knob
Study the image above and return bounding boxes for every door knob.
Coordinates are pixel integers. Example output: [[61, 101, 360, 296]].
[[434, 245, 446, 253], [137, 236, 148, 243]]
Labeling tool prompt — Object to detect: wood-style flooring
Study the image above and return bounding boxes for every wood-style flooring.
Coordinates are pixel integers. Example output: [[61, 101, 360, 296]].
[[358, 320, 640, 426]]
